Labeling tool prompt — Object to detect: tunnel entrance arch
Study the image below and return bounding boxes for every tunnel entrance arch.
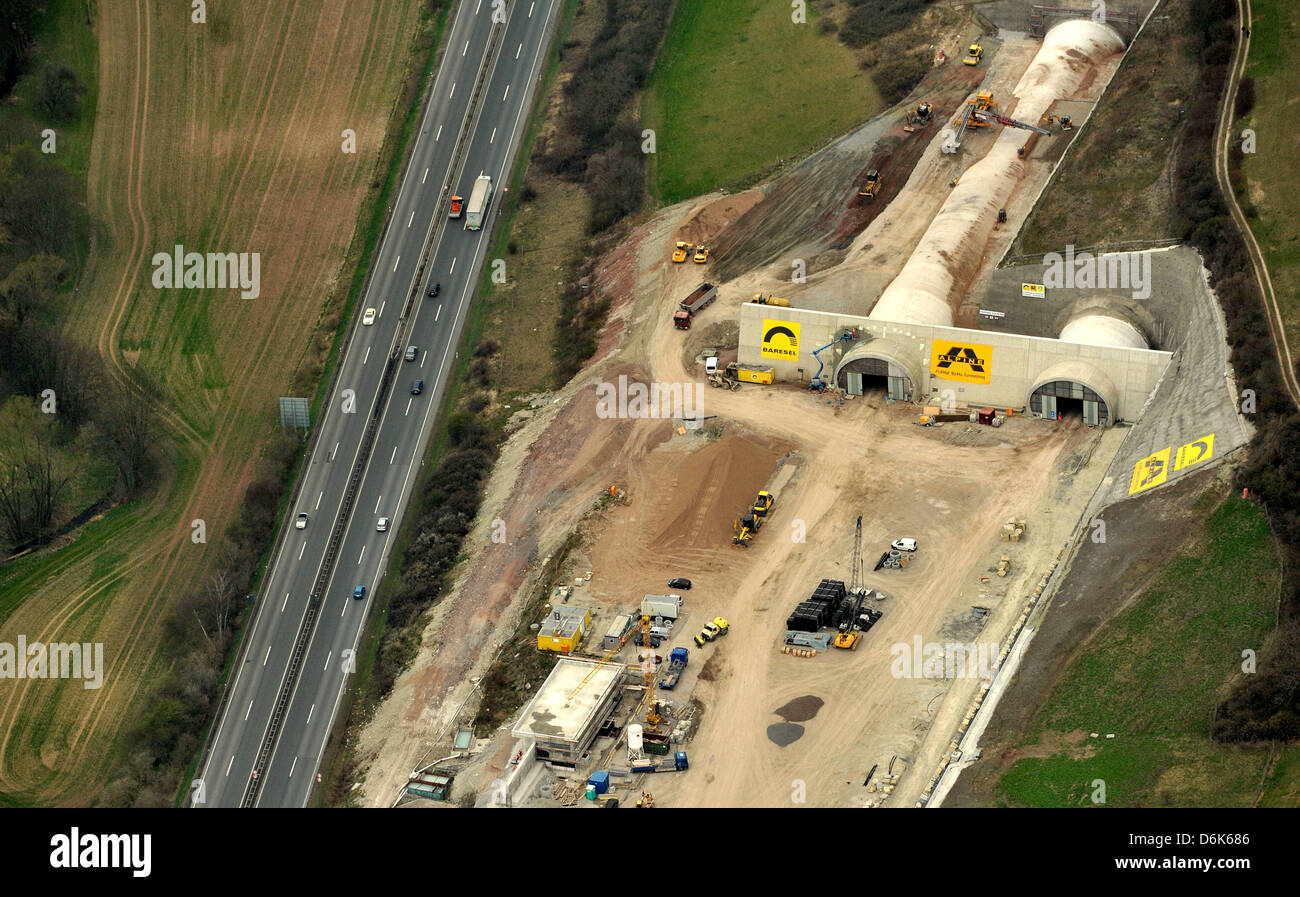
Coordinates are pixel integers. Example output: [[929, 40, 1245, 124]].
[[1029, 381, 1109, 425], [836, 353, 915, 401]]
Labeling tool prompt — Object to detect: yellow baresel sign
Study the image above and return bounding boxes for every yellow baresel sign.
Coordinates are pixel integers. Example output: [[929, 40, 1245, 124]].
[[761, 319, 801, 361], [1129, 447, 1171, 495], [1174, 433, 1215, 470]]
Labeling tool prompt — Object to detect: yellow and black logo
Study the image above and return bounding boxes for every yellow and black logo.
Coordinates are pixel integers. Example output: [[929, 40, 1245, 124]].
[[1174, 433, 1214, 471], [930, 340, 992, 384], [761, 319, 801, 361], [1128, 447, 1171, 495]]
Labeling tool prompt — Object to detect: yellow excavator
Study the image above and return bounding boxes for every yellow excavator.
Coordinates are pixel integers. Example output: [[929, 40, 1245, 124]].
[[835, 516, 867, 650]]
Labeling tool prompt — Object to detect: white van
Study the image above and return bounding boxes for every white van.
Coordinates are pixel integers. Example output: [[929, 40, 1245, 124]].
[[705, 356, 719, 375], [892, 538, 918, 552]]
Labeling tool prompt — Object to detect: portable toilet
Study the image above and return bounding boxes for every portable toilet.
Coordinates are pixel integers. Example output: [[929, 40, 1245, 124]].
[[978, 406, 996, 425]]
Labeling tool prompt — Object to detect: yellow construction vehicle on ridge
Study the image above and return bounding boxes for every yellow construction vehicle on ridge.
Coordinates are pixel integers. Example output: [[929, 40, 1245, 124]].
[[963, 44, 983, 66], [672, 241, 692, 263], [693, 245, 710, 264]]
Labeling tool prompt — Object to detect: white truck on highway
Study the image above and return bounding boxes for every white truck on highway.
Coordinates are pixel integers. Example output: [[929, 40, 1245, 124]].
[[465, 174, 493, 231]]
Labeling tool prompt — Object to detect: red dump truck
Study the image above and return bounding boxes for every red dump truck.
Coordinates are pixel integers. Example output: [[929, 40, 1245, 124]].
[[672, 283, 717, 330]]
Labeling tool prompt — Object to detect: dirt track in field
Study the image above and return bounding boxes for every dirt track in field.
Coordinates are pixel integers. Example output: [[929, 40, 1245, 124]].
[[0, 0, 425, 804]]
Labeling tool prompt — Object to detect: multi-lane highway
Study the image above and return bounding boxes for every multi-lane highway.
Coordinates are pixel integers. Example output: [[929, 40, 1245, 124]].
[[196, 0, 560, 808]]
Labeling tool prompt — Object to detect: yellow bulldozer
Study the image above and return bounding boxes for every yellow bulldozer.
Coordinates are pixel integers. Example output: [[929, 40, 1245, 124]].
[[858, 168, 882, 199]]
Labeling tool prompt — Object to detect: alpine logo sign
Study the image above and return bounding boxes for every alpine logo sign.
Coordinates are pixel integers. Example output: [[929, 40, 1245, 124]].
[[761, 319, 801, 361], [930, 340, 992, 384]]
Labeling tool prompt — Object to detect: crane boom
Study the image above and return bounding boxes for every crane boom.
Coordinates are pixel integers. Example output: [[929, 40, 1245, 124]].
[[987, 111, 1051, 136]]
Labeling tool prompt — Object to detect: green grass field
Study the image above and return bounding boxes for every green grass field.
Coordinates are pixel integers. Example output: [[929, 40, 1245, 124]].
[[1240, 0, 1300, 365], [996, 495, 1289, 807], [645, 0, 881, 203]]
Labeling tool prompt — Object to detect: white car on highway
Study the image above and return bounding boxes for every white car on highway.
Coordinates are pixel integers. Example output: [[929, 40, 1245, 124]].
[[376, 517, 390, 532], [362, 307, 377, 326]]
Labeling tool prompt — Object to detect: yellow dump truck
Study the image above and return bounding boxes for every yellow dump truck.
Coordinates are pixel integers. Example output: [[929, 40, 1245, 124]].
[[726, 362, 774, 385]]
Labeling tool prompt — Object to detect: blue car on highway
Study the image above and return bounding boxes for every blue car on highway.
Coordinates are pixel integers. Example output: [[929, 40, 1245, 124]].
[[353, 586, 366, 600]]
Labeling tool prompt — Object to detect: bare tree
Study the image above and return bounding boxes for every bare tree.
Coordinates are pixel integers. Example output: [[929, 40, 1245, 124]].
[[0, 430, 72, 543]]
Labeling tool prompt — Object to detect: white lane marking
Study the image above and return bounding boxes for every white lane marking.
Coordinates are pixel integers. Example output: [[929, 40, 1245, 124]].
[[379, 301, 386, 316], [435, 304, 442, 322], [475, 0, 480, 11], [490, 127, 497, 144], [245, 701, 254, 721], [449, 82, 456, 99], [306, 704, 315, 726], [315, 491, 323, 509], [435, 124, 442, 141], [449, 257, 457, 274], [420, 350, 428, 367], [529, 1, 534, 15], [289, 756, 298, 778], [405, 398, 413, 416], [225, 755, 234, 777], [502, 84, 510, 101], [392, 256, 400, 272], [407, 210, 414, 228], [281, 592, 290, 612], [331, 442, 338, 461], [264, 645, 272, 666], [422, 167, 428, 184], [374, 495, 383, 514], [390, 445, 397, 464], [298, 542, 306, 560], [358, 545, 366, 565], [324, 651, 332, 671], [516, 43, 522, 59], [363, 346, 371, 365], [463, 40, 469, 56]]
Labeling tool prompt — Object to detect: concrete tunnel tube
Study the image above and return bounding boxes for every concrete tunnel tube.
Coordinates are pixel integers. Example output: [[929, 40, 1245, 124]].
[[867, 20, 1127, 329]]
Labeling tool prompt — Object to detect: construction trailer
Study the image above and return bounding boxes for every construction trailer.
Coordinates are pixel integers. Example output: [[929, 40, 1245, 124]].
[[537, 605, 590, 653], [602, 613, 634, 652], [641, 594, 683, 621]]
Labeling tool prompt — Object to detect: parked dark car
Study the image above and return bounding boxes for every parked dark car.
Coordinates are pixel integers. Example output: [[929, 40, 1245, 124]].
[[668, 577, 692, 590], [410, 379, 424, 395]]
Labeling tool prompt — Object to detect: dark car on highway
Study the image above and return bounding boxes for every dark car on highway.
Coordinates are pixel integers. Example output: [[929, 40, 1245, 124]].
[[410, 379, 424, 395]]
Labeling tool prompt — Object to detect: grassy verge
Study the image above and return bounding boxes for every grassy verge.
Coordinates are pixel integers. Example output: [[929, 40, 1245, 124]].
[[1239, 0, 1300, 371], [644, 0, 881, 203], [995, 495, 1284, 807]]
